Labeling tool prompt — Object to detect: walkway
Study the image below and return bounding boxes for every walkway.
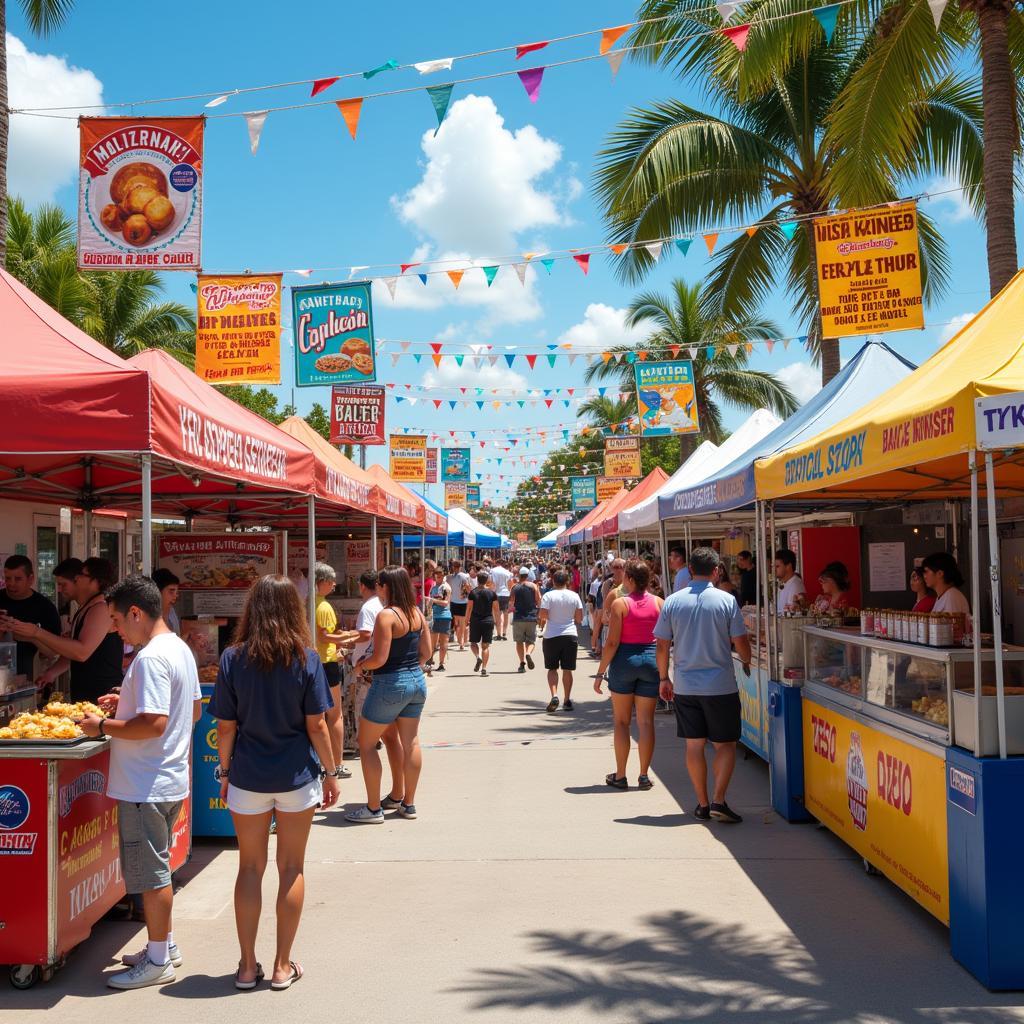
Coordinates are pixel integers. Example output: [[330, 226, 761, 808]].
[[7, 636, 1023, 1023]]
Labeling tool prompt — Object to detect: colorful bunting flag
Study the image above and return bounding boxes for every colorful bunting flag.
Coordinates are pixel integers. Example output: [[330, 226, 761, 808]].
[[518, 67, 545, 103], [447, 270, 464, 289], [525, 354, 538, 369], [573, 253, 591, 274], [505, 354, 516, 368], [337, 98, 362, 140], [401, 263, 420, 274], [722, 24, 751, 51], [548, 355, 558, 367], [600, 24, 632, 54], [780, 220, 800, 240], [455, 354, 465, 366], [311, 76, 340, 97], [645, 241, 663, 261], [928, 0, 947, 29], [687, 347, 698, 359], [363, 59, 398, 79], [244, 111, 269, 154], [746, 226, 758, 238], [189, 281, 197, 294], [813, 3, 841, 44], [606, 50, 627, 78], [483, 265, 500, 287], [513, 263, 528, 285], [675, 239, 692, 256], [540, 258, 555, 274], [414, 57, 454, 74], [417, 274, 428, 285], [717, 1, 738, 21], [382, 276, 398, 299], [609, 243, 629, 255], [704, 232, 719, 255], [516, 41, 549, 60], [427, 83, 454, 134]]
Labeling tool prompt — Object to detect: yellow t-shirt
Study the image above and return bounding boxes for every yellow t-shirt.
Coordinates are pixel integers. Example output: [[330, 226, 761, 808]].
[[316, 597, 338, 664]]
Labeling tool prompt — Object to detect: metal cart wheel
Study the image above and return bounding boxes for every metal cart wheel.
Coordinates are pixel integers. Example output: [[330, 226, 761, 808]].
[[10, 963, 41, 989]]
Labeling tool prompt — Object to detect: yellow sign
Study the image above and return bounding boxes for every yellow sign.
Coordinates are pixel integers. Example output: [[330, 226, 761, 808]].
[[815, 200, 924, 338], [444, 482, 467, 508], [596, 477, 622, 502], [389, 434, 427, 483], [195, 274, 282, 384], [604, 437, 642, 479], [802, 697, 948, 922]]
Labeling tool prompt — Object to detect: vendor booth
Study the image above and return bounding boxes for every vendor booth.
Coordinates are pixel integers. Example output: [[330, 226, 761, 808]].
[[754, 273, 1024, 989], [536, 524, 565, 549]]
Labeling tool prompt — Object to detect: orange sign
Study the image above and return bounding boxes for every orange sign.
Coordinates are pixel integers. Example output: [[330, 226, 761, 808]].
[[604, 436, 642, 479], [802, 697, 949, 922], [596, 477, 622, 502], [195, 274, 282, 384]]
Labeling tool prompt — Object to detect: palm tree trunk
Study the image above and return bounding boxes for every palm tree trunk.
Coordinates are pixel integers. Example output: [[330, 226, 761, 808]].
[[976, 0, 1019, 296], [1, 1, 9, 269]]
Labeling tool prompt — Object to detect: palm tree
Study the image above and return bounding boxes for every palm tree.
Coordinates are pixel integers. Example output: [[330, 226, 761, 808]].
[[584, 279, 797, 459], [1, 0, 77, 265], [575, 396, 636, 432], [598, 8, 980, 383]]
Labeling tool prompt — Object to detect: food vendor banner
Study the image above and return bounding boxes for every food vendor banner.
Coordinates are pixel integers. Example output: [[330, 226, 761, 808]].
[[596, 477, 621, 502], [157, 534, 280, 589], [329, 385, 385, 445], [389, 434, 427, 483], [441, 447, 471, 482], [292, 281, 376, 387], [78, 116, 203, 270], [814, 200, 924, 337], [604, 436, 641, 478], [802, 698, 949, 922], [466, 483, 482, 509], [445, 482, 468, 508], [635, 361, 699, 436], [195, 274, 282, 384], [571, 476, 598, 510], [425, 447, 438, 484]]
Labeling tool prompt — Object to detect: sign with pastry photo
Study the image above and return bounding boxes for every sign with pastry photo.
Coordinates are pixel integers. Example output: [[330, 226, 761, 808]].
[[157, 534, 280, 590], [195, 274, 282, 384], [292, 281, 377, 387], [78, 116, 204, 270]]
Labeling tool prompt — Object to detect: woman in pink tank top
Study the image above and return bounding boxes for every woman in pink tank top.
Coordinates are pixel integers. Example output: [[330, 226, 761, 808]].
[[593, 561, 664, 790]]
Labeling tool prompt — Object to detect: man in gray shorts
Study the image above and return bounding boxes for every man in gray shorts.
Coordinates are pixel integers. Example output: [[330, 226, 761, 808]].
[[81, 575, 201, 989]]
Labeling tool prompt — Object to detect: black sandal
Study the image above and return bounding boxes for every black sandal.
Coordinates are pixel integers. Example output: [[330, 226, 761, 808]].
[[605, 773, 628, 789], [637, 774, 654, 790]]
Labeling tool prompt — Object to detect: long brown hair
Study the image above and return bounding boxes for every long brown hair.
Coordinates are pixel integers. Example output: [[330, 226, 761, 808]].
[[233, 574, 311, 669], [378, 565, 417, 622]]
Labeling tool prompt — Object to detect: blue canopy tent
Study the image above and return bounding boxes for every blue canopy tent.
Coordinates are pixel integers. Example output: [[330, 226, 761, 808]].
[[537, 524, 565, 549], [392, 493, 472, 548]]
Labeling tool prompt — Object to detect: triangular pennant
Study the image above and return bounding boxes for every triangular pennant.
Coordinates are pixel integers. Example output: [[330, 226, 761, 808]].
[[433, 399, 443, 409], [426, 83, 454, 135], [783, 338, 791, 350], [609, 243, 629, 255], [765, 340, 775, 354], [813, 3, 841, 44], [483, 265, 500, 287], [363, 58, 398, 79], [488, 355, 499, 367], [706, 346, 716, 360], [382, 276, 398, 299], [516, 41, 549, 60], [414, 57, 454, 74], [311, 76, 340, 97], [645, 241, 663, 261], [400, 263, 420, 274], [668, 345, 681, 357], [746, 226, 758, 237], [400, 341, 411, 351], [513, 263, 528, 285], [476, 401, 484, 410], [391, 354, 401, 367], [928, 0, 948, 29], [703, 232, 719, 255], [600, 24, 632, 54], [728, 344, 739, 357], [430, 342, 443, 354], [601, 352, 613, 364], [455, 354, 465, 366], [606, 49, 627, 78], [716, 1, 738, 21], [674, 239, 692, 257], [518, 66, 545, 103], [722, 24, 751, 51], [568, 354, 579, 365], [548, 355, 558, 367], [413, 355, 422, 364], [505, 354, 517, 368], [780, 220, 800, 241], [337, 98, 363, 140], [625, 352, 638, 364], [448, 270, 464, 289], [545, 399, 554, 409], [687, 347, 699, 359], [526, 354, 538, 369], [449, 400, 458, 410], [348, 265, 368, 279], [573, 253, 591, 274], [417, 274, 428, 286], [540, 258, 555, 274], [244, 111, 269, 155], [189, 282, 198, 294]]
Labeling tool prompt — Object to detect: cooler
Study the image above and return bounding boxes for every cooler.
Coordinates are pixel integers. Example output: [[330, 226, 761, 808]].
[[767, 680, 813, 822]]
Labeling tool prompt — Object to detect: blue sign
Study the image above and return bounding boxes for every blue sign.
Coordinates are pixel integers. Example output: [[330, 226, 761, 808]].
[[0, 785, 31, 830], [571, 476, 597, 511], [660, 465, 756, 521], [441, 447, 471, 483], [292, 281, 376, 388], [948, 764, 977, 816], [466, 483, 481, 509]]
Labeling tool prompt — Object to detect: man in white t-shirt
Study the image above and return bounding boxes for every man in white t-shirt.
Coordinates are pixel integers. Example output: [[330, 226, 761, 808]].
[[446, 560, 473, 650], [80, 574, 201, 990], [538, 569, 584, 714], [489, 560, 513, 641], [774, 549, 807, 612], [347, 571, 384, 722]]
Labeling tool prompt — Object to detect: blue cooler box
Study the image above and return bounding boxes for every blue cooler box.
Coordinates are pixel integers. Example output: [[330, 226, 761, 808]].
[[767, 680, 813, 822], [191, 684, 235, 837]]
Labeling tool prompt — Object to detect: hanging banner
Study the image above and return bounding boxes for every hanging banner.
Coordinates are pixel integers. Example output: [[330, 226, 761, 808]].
[[329, 385, 385, 446], [444, 482, 468, 508], [634, 360, 699, 436], [194, 273, 282, 384], [441, 447, 471, 482], [571, 476, 598, 510], [596, 477, 622, 502], [815, 200, 924, 337], [292, 281, 376, 387], [78, 116, 204, 270], [389, 434, 427, 483], [466, 483, 482, 509], [157, 534, 280, 590], [604, 436, 642, 478], [425, 448, 438, 484]]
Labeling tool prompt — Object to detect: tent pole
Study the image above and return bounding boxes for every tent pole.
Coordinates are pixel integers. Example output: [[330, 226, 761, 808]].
[[420, 530, 426, 613], [754, 500, 763, 678], [970, 450, 982, 757], [984, 451, 1007, 759], [82, 461, 93, 561], [370, 515, 378, 570], [400, 521, 405, 562], [141, 453, 152, 575], [658, 518, 669, 593], [307, 496, 316, 637]]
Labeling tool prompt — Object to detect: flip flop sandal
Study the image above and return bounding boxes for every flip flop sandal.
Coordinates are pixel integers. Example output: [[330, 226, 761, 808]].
[[637, 775, 654, 790], [271, 961, 303, 991], [605, 773, 628, 790], [234, 962, 264, 990]]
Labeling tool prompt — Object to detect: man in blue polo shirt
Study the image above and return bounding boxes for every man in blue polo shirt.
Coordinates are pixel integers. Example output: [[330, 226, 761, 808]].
[[654, 547, 751, 824]]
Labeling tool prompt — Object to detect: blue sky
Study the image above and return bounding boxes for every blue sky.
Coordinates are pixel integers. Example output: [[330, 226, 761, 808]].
[[5, 1, 1001, 512]]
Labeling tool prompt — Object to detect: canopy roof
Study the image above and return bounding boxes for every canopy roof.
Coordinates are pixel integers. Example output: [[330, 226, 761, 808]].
[[446, 506, 507, 548], [615, 441, 719, 533], [592, 467, 670, 539], [585, 486, 636, 541], [565, 490, 623, 545], [366, 464, 429, 528], [756, 269, 1024, 502], [537, 524, 565, 548], [660, 341, 916, 519]]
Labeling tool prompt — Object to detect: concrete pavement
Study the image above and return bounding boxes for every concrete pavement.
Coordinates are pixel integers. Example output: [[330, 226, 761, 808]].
[[6, 634, 1023, 1023]]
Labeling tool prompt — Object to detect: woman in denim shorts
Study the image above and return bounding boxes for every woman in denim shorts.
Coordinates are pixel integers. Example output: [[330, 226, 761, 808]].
[[593, 561, 664, 791], [345, 567, 431, 824]]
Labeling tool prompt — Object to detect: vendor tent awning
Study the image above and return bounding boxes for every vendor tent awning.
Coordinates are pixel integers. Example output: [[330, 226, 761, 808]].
[[566, 491, 622, 545], [756, 269, 1024, 501], [616, 441, 720, 533], [592, 467, 670, 538], [584, 485, 638, 542], [537, 524, 565, 548], [393, 492, 464, 547], [660, 340, 916, 518], [366, 464, 429, 528], [446, 506, 506, 548]]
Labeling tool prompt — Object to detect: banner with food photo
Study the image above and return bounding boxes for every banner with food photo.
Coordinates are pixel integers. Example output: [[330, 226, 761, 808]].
[[426, 447, 439, 484], [329, 385, 386, 445], [292, 281, 376, 387], [195, 273, 282, 384], [157, 534, 280, 589], [444, 482, 468, 508], [466, 483, 482, 509], [78, 116, 203, 270], [440, 446, 471, 482], [571, 476, 598, 510], [634, 360, 700, 437], [389, 434, 427, 483], [604, 436, 641, 479]]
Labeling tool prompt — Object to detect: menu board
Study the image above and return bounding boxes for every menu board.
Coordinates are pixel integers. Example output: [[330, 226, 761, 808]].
[[604, 436, 641, 478], [157, 534, 282, 590]]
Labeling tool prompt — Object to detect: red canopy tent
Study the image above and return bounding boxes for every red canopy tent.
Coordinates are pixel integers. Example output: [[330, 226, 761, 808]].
[[592, 468, 670, 540]]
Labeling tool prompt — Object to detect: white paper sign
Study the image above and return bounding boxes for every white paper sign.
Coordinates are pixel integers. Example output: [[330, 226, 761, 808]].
[[977, 392, 1024, 450], [192, 591, 247, 616], [868, 541, 907, 592]]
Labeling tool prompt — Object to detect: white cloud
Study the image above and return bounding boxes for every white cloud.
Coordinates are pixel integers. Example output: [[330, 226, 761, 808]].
[[421, 359, 527, 392], [6, 34, 104, 205], [927, 174, 976, 224], [776, 361, 822, 406], [557, 303, 651, 351], [938, 311, 975, 344]]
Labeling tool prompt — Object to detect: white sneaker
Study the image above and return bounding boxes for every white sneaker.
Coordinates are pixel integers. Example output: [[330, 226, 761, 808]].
[[107, 953, 175, 989], [122, 943, 182, 968], [344, 805, 384, 824]]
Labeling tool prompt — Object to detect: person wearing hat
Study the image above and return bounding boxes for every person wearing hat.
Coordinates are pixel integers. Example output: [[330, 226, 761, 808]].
[[510, 567, 541, 673]]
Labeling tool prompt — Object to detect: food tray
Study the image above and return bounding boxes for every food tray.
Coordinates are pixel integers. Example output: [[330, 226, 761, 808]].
[[0, 733, 97, 747]]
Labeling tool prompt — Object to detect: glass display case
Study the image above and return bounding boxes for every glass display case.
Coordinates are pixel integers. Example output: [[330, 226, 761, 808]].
[[803, 625, 1024, 748]]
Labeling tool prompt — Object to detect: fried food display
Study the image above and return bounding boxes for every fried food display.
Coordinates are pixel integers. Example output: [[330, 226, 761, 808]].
[[341, 337, 371, 357], [314, 354, 353, 374], [0, 700, 105, 741], [110, 162, 168, 203], [352, 352, 374, 375], [122, 214, 153, 246], [102, 161, 175, 246]]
